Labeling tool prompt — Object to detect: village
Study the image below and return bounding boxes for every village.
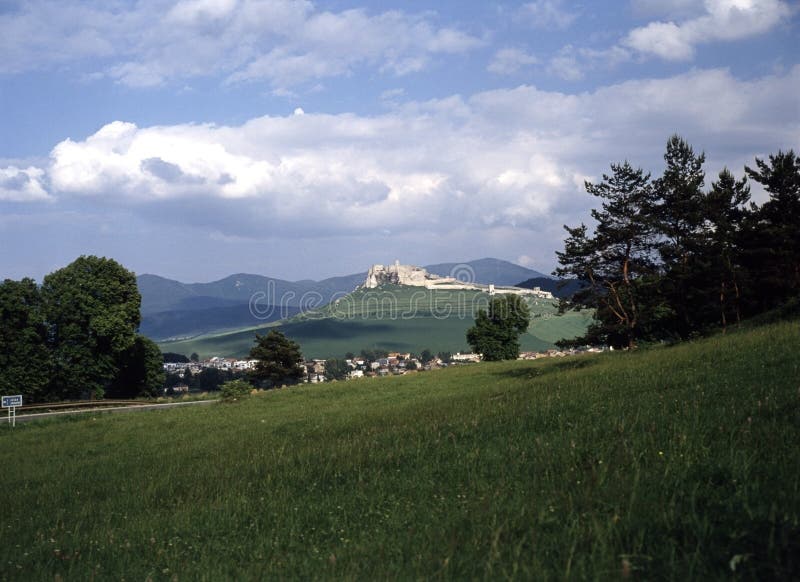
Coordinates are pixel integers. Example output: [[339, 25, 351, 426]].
[[162, 345, 607, 394]]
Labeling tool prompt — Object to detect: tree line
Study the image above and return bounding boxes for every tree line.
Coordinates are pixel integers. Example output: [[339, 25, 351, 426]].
[[0, 256, 164, 401], [556, 135, 799, 348]]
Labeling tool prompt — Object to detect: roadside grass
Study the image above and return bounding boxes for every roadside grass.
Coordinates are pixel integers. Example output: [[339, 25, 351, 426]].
[[2, 319, 798, 579]]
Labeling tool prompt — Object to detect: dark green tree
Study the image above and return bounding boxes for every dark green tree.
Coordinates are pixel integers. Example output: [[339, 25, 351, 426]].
[[324, 358, 350, 381], [191, 367, 229, 392], [556, 161, 661, 348], [651, 135, 708, 337], [190, 352, 200, 362], [249, 330, 304, 388], [743, 150, 800, 310], [106, 335, 165, 398], [703, 168, 751, 330], [420, 348, 434, 364], [466, 294, 530, 360], [41, 256, 141, 399], [163, 352, 190, 363], [0, 278, 51, 401]]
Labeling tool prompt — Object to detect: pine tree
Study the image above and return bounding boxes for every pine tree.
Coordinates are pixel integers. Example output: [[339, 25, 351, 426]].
[[704, 168, 751, 330], [651, 135, 708, 338], [743, 150, 800, 310], [555, 161, 660, 348]]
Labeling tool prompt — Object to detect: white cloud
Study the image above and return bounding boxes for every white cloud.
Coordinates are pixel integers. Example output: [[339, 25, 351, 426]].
[[9, 66, 799, 238], [547, 46, 585, 81], [0, 166, 51, 202], [624, 0, 793, 60], [228, 8, 484, 86], [0, 1, 482, 89], [519, 1, 579, 29], [488, 48, 539, 75]]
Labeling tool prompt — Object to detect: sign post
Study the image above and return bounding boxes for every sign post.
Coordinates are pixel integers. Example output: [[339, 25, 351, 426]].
[[2, 395, 22, 427]]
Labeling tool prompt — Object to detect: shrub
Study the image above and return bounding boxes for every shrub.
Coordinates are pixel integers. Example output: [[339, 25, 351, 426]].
[[219, 379, 252, 402]]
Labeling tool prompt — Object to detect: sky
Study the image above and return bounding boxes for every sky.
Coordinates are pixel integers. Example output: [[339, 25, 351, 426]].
[[1, 0, 798, 283]]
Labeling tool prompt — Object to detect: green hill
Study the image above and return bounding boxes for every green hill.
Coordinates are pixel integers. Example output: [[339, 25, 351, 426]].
[[157, 285, 592, 358], [138, 259, 552, 340], [2, 319, 798, 579]]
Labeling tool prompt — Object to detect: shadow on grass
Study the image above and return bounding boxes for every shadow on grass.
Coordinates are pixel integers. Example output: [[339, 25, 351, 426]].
[[281, 319, 396, 339], [499, 357, 599, 380]]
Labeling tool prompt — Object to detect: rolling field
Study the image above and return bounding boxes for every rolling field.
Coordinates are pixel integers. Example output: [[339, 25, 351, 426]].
[[2, 319, 798, 579], [158, 285, 592, 358]]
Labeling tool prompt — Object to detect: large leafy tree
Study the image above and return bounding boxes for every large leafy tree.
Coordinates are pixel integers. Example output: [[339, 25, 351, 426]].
[[0, 278, 51, 401], [466, 294, 530, 360], [555, 161, 660, 348], [249, 330, 304, 387], [743, 150, 800, 311], [106, 335, 165, 398], [41, 256, 141, 399]]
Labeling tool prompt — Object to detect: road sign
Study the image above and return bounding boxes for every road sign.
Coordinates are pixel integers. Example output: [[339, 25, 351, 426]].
[[2, 395, 22, 408], [2, 395, 22, 428]]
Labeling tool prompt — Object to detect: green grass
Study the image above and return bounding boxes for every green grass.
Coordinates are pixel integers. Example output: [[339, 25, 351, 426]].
[[158, 286, 591, 358], [3, 319, 798, 579]]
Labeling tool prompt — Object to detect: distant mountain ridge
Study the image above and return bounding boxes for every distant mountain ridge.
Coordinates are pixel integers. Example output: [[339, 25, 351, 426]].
[[425, 258, 548, 287], [137, 258, 549, 340]]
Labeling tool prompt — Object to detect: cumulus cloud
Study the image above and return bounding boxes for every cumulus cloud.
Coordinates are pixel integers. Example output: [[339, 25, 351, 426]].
[[488, 48, 539, 75], [624, 0, 793, 61], [0, 0, 482, 89], [3, 65, 784, 240], [0, 166, 51, 202]]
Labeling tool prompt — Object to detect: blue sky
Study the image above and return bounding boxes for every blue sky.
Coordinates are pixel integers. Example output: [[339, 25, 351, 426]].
[[1, 0, 798, 283]]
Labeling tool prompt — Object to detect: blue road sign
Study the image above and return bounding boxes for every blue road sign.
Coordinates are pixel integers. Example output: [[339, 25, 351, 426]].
[[2, 395, 22, 408]]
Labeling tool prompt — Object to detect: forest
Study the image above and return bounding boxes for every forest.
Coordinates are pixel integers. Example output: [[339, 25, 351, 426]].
[[556, 136, 799, 348]]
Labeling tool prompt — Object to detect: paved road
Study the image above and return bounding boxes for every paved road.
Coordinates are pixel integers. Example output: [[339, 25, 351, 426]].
[[1, 399, 218, 425]]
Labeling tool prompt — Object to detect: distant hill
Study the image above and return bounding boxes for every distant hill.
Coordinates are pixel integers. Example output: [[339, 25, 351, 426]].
[[138, 258, 549, 341], [138, 272, 365, 340], [516, 277, 583, 299], [139, 303, 301, 340], [158, 284, 592, 359], [425, 258, 548, 286], [137, 273, 364, 316]]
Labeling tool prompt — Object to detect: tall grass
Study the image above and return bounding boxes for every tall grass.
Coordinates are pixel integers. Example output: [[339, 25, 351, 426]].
[[2, 319, 798, 579]]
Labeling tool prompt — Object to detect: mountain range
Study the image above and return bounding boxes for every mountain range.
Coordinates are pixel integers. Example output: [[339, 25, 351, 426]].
[[138, 258, 548, 340]]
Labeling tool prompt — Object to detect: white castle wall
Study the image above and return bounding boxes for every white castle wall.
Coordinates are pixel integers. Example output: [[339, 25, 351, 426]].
[[363, 260, 554, 299]]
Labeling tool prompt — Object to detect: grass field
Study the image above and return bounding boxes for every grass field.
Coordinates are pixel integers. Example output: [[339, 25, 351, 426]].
[[158, 285, 592, 358], [2, 319, 798, 579]]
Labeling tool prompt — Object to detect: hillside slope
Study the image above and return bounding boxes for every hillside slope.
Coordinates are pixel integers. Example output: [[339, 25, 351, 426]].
[[2, 319, 798, 579], [158, 285, 589, 358], [142, 258, 560, 343]]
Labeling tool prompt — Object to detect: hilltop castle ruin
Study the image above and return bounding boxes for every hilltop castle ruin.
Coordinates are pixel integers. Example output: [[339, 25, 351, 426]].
[[363, 260, 554, 299]]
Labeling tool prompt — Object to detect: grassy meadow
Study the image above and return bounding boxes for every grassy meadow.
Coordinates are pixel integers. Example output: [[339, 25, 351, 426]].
[[158, 285, 592, 358], [2, 319, 799, 579]]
